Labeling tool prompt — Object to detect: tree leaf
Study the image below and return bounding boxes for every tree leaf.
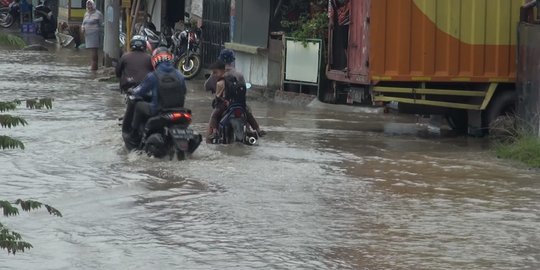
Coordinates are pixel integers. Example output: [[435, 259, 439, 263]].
[[0, 201, 19, 216], [0, 135, 25, 150], [44, 204, 63, 217], [1, 97, 59, 254], [26, 98, 54, 110], [0, 33, 26, 49], [14, 200, 63, 217], [0, 102, 17, 112], [0, 114, 28, 128], [0, 222, 34, 254]]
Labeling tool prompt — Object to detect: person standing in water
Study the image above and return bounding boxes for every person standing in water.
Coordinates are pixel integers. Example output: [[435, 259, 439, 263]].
[[81, 0, 103, 70]]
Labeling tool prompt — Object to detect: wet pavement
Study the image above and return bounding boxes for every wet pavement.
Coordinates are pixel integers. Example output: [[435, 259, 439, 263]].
[[1, 46, 540, 270]]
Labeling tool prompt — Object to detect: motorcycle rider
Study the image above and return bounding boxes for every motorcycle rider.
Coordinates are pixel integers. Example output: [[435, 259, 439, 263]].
[[128, 47, 187, 143], [115, 35, 153, 93], [206, 60, 234, 143], [205, 49, 265, 142]]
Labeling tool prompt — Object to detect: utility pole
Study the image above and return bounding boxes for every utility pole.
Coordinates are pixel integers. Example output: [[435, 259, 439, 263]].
[[103, 0, 120, 67], [125, 0, 133, 50]]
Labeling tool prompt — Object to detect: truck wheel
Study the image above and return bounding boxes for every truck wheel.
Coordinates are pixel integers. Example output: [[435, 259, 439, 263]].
[[323, 82, 338, 103], [484, 90, 516, 133], [445, 109, 468, 133]]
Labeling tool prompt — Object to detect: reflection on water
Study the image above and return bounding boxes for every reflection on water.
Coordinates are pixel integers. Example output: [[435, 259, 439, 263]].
[[0, 49, 539, 270]]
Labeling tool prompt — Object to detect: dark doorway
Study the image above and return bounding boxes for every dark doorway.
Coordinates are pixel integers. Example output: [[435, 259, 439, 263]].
[[201, 0, 231, 68], [165, 0, 185, 28]]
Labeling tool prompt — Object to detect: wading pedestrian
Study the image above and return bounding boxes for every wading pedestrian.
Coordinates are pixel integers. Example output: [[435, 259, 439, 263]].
[[81, 0, 103, 70]]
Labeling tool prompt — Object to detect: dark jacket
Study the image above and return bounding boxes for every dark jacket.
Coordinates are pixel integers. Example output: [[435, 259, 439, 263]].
[[115, 51, 153, 90], [133, 62, 187, 114], [204, 66, 245, 93]]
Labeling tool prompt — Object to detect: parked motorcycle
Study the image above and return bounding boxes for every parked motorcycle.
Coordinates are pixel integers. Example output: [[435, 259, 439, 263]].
[[142, 27, 166, 51], [34, 3, 56, 39], [121, 94, 202, 160], [171, 12, 202, 80], [119, 31, 126, 47], [0, 0, 19, 28], [136, 14, 169, 52]]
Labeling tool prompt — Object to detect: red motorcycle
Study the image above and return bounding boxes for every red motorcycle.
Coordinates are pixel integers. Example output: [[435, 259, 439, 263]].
[[171, 12, 202, 80], [0, 0, 19, 28]]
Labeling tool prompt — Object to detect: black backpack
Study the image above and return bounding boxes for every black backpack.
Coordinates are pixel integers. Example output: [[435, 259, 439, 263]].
[[223, 75, 247, 106]]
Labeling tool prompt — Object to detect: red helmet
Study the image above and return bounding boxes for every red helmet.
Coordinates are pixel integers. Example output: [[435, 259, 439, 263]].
[[151, 47, 173, 69]]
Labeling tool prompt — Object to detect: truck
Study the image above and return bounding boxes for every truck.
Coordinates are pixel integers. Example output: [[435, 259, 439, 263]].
[[326, 0, 531, 135]]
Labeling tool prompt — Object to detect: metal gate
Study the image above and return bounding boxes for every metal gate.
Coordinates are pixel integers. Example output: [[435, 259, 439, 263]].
[[202, 0, 230, 68]]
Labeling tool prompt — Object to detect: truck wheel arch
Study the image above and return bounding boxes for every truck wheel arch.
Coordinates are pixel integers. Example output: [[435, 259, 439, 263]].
[[483, 90, 517, 132]]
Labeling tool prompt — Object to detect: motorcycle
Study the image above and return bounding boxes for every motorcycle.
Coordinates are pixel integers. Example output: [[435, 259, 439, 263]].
[[34, 3, 56, 39], [119, 31, 126, 47], [121, 94, 202, 160], [142, 27, 168, 51], [172, 12, 202, 80], [136, 14, 169, 52], [0, 0, 19, 28], [212, 83, 258, 145], [213, 103, 258, 145]]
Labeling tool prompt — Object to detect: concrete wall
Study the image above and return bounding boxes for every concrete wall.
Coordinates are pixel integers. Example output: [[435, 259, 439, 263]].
[[235, 52, 269, 87], [233, 38, 283, 89]]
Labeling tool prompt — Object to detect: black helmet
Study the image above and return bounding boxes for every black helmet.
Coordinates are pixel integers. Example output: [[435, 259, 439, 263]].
[[218, 49, 235, 64], [130, 35, 146, 51]]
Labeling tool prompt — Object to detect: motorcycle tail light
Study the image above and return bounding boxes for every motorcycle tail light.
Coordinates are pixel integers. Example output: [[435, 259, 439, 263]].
[[170, 112, 192, 123]]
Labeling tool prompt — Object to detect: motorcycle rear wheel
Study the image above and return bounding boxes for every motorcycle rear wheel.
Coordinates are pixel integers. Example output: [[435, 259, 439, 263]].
[[0, 13, 14, 28], [176, 53, 201, 80]]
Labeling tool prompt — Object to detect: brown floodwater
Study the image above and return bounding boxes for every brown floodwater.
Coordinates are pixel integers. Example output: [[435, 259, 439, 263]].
[[0, 46, 539, 270]]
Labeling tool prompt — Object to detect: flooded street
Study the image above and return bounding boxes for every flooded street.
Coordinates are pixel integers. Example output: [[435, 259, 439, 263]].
[[1, 48, 540, 270]]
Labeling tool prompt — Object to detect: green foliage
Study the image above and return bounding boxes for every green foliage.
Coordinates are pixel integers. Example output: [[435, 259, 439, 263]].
[[281, 4, 329, 72], [0, 201, 19, 217], [0, 135, 25, 150], [1, 98, 60, 254], [492, 116, 540, 168], [281, 11, 328, 43], [25, 98, 53, 110], [0, 102, 17, 112], [0, 33, 27, 49], [0, 115, 28, 128], [0, 200, 62, 254], [496, 136, 540, 168], [0, 223, 33, 255], [0, 98, 53, 150], [14, 199, 62, 217]]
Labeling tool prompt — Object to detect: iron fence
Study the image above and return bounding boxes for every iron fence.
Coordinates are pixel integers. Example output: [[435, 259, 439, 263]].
[[201, 0, 230, 68]]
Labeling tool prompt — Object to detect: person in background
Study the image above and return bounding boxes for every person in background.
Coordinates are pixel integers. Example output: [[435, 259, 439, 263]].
[[205, 49, 266, 142], [81, 0, 103, 70], [115, 35, 153, 93]]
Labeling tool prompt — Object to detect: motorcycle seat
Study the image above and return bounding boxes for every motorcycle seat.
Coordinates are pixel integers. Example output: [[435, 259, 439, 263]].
[[145, 109, 191, 132], [219, 105, 247, 126], [160, 108, 192, 115]]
